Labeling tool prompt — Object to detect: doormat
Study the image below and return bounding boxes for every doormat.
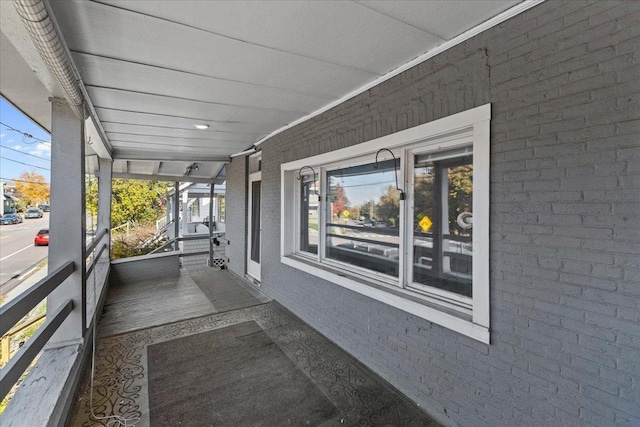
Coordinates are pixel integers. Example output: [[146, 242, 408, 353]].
[[147, 320, 338, 426], [190, 270, 266, 313]]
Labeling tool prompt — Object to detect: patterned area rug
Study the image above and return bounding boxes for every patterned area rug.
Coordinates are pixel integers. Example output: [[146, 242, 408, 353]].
[[67, 302, 441, 426]]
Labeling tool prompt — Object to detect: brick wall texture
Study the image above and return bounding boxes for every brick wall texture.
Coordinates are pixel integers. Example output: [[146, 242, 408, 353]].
[[225, 2, 640, 425], [225, 156, 247, 275]]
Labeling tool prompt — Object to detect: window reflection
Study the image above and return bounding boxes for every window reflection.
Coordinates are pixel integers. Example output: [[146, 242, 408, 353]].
[[300, 175, 319, 254], [325, 160, 400, 278], [412, 155, 473, 297]]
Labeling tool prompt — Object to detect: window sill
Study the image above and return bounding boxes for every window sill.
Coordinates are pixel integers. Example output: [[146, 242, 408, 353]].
[[281, 255, 489, 343]]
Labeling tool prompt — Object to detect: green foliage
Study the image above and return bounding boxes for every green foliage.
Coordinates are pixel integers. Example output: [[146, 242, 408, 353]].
[[447, 165, 473, 236], [375, 185, 400, 225], [110, 223, 166, 260], [86, 178, 170, 228]]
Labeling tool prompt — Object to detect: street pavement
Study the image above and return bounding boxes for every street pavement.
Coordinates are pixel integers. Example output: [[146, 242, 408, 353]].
[[0, 213, 49, 287], [1, 260, 47, 304]]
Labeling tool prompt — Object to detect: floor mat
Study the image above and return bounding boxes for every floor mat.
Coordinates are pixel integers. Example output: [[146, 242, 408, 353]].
[[67, 303, 441, 427], [190, 270, 267, 313], [148, 321, 338, 426]]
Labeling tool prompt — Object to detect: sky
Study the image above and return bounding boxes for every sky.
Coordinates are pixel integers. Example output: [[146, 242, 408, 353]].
[[0, 97, 51, 185]]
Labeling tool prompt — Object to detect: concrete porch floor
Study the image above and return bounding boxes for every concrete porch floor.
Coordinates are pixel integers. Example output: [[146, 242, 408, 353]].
[[66, 268, 441, 426]]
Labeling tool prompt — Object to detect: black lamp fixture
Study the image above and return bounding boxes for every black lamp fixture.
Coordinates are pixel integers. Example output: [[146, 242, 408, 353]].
[[374, 148, 405, 200], [184, 163, 199, 176]]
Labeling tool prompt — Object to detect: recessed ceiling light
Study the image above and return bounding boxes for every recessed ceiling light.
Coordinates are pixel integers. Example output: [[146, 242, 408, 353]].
[[194, 124, 209, 129]]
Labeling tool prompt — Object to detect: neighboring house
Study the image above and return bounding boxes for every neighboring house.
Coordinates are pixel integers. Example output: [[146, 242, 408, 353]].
[[165, 182, 226, 238], [1, 181, 18, 214]]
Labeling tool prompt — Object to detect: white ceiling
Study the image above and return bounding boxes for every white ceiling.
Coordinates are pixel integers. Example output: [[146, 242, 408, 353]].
[[2, 0, 524, 181]]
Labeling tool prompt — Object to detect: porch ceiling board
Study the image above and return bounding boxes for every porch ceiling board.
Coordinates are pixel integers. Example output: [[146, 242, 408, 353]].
[[3, 0, 521, 179], [101, 123, 264, 142]]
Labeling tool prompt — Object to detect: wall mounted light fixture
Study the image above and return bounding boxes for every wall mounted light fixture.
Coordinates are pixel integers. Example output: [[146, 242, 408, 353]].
[[374, 148, 405, 200]]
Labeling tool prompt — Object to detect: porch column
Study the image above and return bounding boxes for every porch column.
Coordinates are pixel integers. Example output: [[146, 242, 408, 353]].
[[48, 99, 86, 345], [173, 182, 179, 250], [165, 189, 171, 227], [182, 188, 189, 235], [209, 183, 214, 267], [97, 158, 112, 249]]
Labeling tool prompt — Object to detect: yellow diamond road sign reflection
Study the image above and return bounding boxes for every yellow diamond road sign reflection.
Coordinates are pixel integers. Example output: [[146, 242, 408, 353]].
[[418, 215, 432, 232]]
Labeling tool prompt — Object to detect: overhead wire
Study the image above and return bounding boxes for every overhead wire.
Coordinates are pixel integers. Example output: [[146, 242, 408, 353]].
[[1, 157, 51, 171], [0, 177, 50, 185], [0, 144, 50, 160], [0, 121, 51, 144]]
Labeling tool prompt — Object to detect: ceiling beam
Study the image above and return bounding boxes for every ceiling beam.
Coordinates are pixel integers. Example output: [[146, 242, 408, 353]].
[[152, 161, 161, 175], [112, 172, 224, 184], [113, 150, 230, 162]]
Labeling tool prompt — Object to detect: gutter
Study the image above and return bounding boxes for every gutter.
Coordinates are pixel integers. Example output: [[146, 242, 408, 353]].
[[13, 0, 113, 158]]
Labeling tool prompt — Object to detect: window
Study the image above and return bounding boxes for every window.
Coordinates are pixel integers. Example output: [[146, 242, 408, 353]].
[[281, 104, 490, 342]]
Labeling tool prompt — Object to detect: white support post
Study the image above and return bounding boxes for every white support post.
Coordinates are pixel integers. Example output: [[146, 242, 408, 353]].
[[97, 158, 112, 250], [182, 188, 189, 235], [166, 189, 171, 226], [47, 99, 86, 345], [173, 182, 180, 250], [209, 183, 214, 267]]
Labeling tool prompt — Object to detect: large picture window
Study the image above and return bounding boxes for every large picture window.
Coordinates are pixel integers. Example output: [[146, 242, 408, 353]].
[[325, 159, 400, 278], [282, 105, 490, 343]]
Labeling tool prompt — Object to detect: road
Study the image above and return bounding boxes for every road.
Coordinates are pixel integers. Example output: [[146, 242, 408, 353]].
[[0, 213, 49, 286]]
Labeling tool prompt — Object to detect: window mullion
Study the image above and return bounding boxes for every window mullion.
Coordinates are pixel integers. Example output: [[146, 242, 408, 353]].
[[404, 150, 414, 289], [397, 149, 407, 288], [318, 167, 327, 263]]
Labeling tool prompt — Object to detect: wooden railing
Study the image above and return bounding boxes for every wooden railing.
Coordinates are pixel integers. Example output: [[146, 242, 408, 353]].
[[0, 262, 75, 400], [0, 315, 46, 367], [85, 228, 109, 330], [0, 227, 110, 401], [148, 234, 219, 256]]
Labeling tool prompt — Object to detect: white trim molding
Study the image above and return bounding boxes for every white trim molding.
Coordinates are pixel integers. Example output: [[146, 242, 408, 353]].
[[247, 1, 541, 153], [280, 104, 491, 343]]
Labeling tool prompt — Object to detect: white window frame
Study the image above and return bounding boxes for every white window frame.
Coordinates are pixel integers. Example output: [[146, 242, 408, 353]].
[[281, 104, 490, 343]]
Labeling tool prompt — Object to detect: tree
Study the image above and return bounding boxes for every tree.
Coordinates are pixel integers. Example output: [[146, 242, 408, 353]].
[[447, 165, 473, 236], [86, 178, 170, 227], [329, 182, 349, 217], [14, 171, 50, 208], [359, 200, 372, 220], [347, 206, 360, 220], [375, 185, 400, 226], [414, 171, 435, 225]]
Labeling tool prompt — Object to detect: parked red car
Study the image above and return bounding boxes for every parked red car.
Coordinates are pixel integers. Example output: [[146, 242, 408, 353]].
[[34, 229, 49, 246]]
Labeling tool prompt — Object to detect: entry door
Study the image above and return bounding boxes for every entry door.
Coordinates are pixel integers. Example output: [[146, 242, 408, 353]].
[[247, 171, 261, 281]]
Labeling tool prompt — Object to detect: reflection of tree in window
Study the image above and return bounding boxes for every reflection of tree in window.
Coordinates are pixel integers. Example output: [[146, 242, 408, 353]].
[[375, 185, 400, 226], [412, 156, 473, 298], [330, 182, 349, 217], [325, 160, 400, 277], [447, 165, 473, 236]]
